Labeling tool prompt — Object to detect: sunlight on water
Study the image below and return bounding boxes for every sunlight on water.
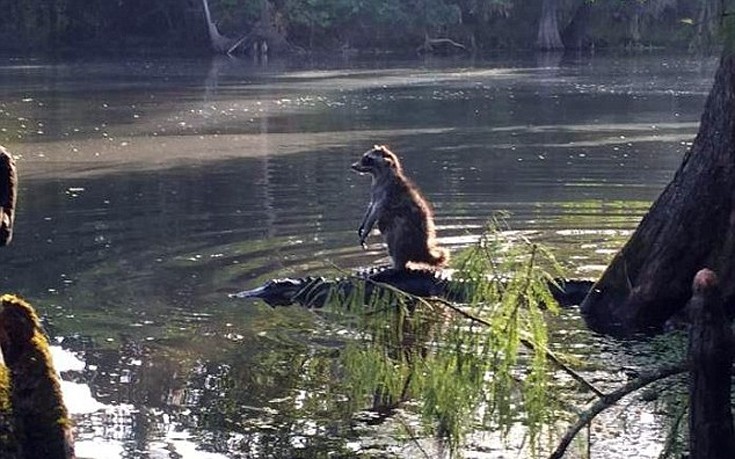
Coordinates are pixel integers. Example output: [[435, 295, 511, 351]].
[[0, 53, 717, 457]]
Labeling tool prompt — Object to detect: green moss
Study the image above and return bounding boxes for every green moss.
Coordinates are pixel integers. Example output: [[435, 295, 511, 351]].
[[0, 294, 73, 458], [0, 333, 19, 457], [0, 365, 10, 413]]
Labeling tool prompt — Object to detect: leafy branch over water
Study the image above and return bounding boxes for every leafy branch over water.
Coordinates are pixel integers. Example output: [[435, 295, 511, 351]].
[[324, 220, 568, 456]]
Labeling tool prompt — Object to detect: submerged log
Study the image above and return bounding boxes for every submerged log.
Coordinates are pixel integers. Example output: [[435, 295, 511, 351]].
[[581, 51, 735, 336], [0, 145, 17, 247], [0, 295, 75, 459], [687, 269, 735, 459]]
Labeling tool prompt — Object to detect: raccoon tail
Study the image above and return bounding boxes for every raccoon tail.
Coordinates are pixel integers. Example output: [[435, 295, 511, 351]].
[[427, 246, 450, 267]]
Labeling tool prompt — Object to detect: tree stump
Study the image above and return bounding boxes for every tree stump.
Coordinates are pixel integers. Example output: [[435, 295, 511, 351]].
[[687, 269, 735, 459], [0, 295, 75, 458], [581, 52, 735, 336]]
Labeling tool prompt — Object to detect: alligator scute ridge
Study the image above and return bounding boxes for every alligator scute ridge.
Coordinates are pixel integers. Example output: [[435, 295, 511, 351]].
[[230, 266, 593, 309]]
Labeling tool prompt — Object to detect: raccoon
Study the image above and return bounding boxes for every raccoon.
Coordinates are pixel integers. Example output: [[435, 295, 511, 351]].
[[351, 145, 448, 269]]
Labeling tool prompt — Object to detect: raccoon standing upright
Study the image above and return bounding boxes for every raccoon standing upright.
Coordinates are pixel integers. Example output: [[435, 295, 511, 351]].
[[351, 145, 449, 270]]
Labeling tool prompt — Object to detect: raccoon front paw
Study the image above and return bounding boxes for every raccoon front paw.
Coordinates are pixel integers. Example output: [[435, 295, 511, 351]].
[[357, 228, 368, 249]]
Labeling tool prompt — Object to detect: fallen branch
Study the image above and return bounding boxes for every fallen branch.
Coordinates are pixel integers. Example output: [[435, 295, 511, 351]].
[[548, 362, 688, 459], [227, 33, 251, 55], [417, 33, 466, 53], [425, 38, 466, 49]]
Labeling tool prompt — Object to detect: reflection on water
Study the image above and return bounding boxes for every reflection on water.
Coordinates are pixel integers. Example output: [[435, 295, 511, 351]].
[[0, 53, 715, 457]]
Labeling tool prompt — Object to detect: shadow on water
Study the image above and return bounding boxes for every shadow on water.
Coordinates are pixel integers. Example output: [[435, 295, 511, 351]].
[[0, 52, 719, 457]]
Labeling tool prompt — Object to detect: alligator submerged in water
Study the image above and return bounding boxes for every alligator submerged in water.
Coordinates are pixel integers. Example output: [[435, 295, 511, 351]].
[[230, 266, 594, 309]]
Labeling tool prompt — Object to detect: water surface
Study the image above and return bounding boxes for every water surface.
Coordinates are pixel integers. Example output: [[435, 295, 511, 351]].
[[0, 52, 716, 458]]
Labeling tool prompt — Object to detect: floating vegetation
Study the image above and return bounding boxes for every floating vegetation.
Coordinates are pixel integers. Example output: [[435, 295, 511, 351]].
[[323, 218, 566, 457]]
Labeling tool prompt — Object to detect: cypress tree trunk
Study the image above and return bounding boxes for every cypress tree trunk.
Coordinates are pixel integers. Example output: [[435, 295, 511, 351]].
[[536, 0, 563, 51], [561, 0, 591, 50], [581, 52, 735, 336]]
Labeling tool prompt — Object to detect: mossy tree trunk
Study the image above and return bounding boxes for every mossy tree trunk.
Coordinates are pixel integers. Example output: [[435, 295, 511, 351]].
[[581, 47, 735, 336], [536, 0, 563, 51], [0, 146, 16, 247], [0, 295, 75, 458]]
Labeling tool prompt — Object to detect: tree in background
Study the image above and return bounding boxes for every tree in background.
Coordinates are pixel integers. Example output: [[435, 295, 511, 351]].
[[450, 0, 513, 49], [0, 0, 207, 52], [536, 0, 564, 50], [0, 0, 721, 55], [692, 0, 722, 52], [0, 0, 69, 50]]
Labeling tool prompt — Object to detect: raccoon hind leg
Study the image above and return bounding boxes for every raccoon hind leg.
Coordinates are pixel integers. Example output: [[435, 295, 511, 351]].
[[386, 226, 410, 270]]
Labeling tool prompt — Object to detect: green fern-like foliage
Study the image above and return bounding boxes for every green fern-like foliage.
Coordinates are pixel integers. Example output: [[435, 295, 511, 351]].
[[327, 219, 565, 457]]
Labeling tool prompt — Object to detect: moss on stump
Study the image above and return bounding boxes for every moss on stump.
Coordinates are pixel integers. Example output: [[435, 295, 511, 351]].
[[0, 294, 75, 458]]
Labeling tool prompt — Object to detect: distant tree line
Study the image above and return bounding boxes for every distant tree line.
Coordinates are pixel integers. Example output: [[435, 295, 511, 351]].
[[0, 0, 722, 55]]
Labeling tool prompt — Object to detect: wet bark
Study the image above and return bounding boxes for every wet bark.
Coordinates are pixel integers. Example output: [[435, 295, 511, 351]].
[[581, 53, 735, 336], [687, 269, 735, 459], [0, 146, 17, 247], [536, 0, 563, 51]]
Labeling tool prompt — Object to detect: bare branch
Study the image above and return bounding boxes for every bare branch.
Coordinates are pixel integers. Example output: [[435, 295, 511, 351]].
[[548, 363, 688, 459]]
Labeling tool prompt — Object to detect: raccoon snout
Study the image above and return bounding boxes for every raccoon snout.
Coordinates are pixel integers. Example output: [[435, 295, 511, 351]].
[[351, 161, 370, 173]]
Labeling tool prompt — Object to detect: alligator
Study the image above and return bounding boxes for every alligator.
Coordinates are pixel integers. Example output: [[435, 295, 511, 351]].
[[230, 266, 593, 309]]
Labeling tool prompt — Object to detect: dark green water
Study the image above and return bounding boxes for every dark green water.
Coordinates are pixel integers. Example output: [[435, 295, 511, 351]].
[[0, 53, 716, 458]]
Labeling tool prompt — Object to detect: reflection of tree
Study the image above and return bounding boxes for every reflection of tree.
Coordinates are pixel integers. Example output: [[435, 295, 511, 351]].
[[73, 330, 362, 457]]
